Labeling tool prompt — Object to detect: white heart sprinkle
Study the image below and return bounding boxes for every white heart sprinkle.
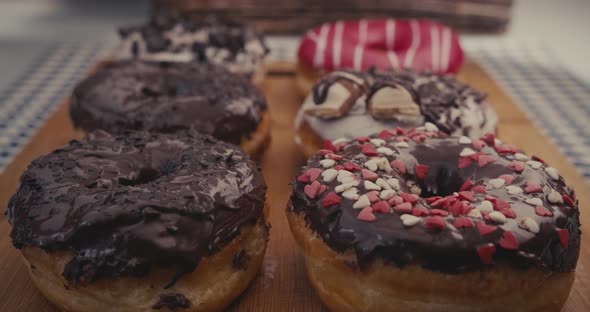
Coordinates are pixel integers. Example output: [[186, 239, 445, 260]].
[[488, 178, 505, 189], [458, 136, 472, 144], [352, 195, 371, 209], [319, 159, 336, 168], [342, 187, 359, 200], [519, 217, 540, 234], [370, 139, 386, 147], [376, 178, 391, 190], [460, 148, 476, 157], [425, 122, 439, 132], [394, 141, 409, 148], [545, 167, 560, 180], [332, 138, 348, 145], [387, 178, 401, 190], [411, 185, 422, 195], [450, 231, 464, 241], [364, 180, 381, 191], [364, 159, 380, 171], [377, 147, 394, 156], [514, 153, 530, 161], [475, 200, 494, 213], [506, 185, 523, 195], [467, 209, 483, 219], [525, 197, 543, 206], [380, 190, 397, 200], [322, 169, 338, 182], [547, 190, 564, 204], [401, 214, 421, 227], [378, 158, 393, 172], [337, 170, 354, 182], [335, 182, 354, 193], [527, 160, 542, 169], [489, 211, 507, 223], [494, 138, 502, 145]]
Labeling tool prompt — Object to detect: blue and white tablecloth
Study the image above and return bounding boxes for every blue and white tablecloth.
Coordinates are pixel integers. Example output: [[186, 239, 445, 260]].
[[1, 39, 589, 181]]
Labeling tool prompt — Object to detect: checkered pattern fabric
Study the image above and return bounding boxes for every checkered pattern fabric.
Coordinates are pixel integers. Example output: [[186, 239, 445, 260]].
[[1, 39, 589, 182]]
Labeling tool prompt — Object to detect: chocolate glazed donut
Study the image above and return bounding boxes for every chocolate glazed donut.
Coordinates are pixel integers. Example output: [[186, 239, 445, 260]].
[[70, 60, 270, 157], [8, 130, 269, 312], [288, 127, 580, 312]]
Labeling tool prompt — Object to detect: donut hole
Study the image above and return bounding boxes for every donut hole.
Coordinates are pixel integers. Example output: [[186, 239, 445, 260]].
[[118, 167, 160, 186], [415, 165, 464, 198]]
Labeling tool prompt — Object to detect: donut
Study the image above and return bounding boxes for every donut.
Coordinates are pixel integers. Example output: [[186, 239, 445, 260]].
[[117, 13, 268, 84], [288, 127, 580, 312], [70, 60, 270, 157], [295, 68, 497, 157], [297, 19, 464, 95], [8, 130, 269, 312]]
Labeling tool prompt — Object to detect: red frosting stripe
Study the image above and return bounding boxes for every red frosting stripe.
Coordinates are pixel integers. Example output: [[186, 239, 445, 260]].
[[298, 19, 464, 73]]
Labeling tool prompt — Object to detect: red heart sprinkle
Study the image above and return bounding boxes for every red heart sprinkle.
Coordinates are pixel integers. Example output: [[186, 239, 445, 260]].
[[453, 217, 474, 228], [425, 216, 446, 230], [297, 168, 322, 183], [304, 181, 325, 199], [499, 209, 516, 219], [362, 144, 378, 156], [535, 206, 553, 217], [430, 198, 446, 207], [557, 229, 569, 249], [391, 159, 406, 174], [485, 195, 497, 202], [480, 133, 496, 146], [469, 152, 482, 161], [400, 193, 419, 204], [458, 191, 474, 202], [442, 196, 457, 209], [431, 209, 449, 216], [449, 201, 464, 216], [472, 185, 487, 194], [508, 161, 525, 172], [366, 191, 380, 202], [378, 129, 395, 140], [396, 136, 410, 142], [394, 202, 413, 214], [483, 212, 491, 221], [476, 221, 497, 236], [357, 137, 370, 143], [471, 139, 487, 150], [563, 194, 575, 208], [525, 182, 542, 193], [361, 169, 378, 181], [388, 195, 404, 206], [344, 162, 361, 171], [322, 192, 341, 208], [371, 201, 391, 214], [498, 174, 515, 185], [357, 207, 376, 222], [414, 164, 429, 180], [438, 131, 448, 138], [494, 144, 517, 154], [425, 196, 442, 203], [478, 155, 496, 167], [460, 180, 474, 191], [412, 205, 430, 216], [323, 140, 336, 152], [461, 203, 473, 215], [412, 134, 426, 143], [395, 127, 406, 135], [327, 153, 343, 161], [494, 199, 511, 210], [318, 149, 333, 156], [458, 157, 473, 169], [334, 165, 344, 171], [477, 243, 496, 264], [499, 231, 519, 250]]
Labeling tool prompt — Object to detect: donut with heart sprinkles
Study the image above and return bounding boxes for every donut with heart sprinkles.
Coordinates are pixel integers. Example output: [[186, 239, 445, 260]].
[[287, 127, 581, 311]]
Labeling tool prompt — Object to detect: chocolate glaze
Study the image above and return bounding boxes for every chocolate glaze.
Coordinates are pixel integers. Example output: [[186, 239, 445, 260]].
[[8, 130, 267, 285], [152, 293, 190, 310], [290, 130, 580, 273], [70, 60, 267, 145], [310, 68, 492, 137]]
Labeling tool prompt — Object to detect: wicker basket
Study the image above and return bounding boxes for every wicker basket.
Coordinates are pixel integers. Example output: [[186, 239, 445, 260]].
[[152, 0, 513, 34]]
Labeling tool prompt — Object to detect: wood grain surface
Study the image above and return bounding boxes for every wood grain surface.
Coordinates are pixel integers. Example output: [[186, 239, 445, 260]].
[[0, 61, 588, 311]]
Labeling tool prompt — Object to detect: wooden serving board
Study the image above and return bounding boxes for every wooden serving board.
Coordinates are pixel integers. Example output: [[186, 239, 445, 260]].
[[0, 61, 588, 311]]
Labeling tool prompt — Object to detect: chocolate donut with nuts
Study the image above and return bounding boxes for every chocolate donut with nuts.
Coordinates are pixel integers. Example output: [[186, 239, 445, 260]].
[[288, 127, 580, 312], [295, 68, 497, 157], [8, 130, 269, 312]]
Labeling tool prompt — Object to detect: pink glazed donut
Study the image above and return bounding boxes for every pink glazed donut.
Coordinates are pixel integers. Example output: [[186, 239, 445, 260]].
[[296, 19, 464, 95]]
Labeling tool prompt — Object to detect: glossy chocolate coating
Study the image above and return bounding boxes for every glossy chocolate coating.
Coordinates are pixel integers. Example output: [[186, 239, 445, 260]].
[[8, 130, 267, 285], [290, 130, 580, 273], [70, 60, 267, 145]]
